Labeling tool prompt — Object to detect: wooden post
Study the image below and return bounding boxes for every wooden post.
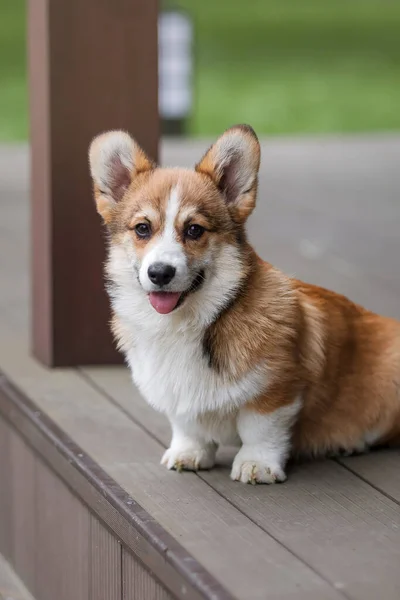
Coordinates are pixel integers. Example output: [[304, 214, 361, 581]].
[[28, 0, 159, 366]]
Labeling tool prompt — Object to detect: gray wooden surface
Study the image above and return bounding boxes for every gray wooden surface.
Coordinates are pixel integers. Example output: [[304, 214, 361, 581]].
[[0, 415, 177, 600], [122, 551, 174, 600], [0, 551, 36, 600], [1, 138, 400, 599], [90, 517, 122, 600]]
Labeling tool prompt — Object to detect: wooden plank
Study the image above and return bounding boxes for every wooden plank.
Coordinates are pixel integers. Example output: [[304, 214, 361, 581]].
[[28, 0, 159, 366], [83, 366, 171, 444], [0, 418, 13, 562], [34, 460, 90, 600], [338, 450, 400, 505], [0, 553, 36, 600], [0, 339, 343, 599], [122, 550, 173, 600], [10, 430, 36, 593], [0, 375, 227, 600], [90, 516, 122, 600], [203, 461, 400, 600], [85, 367, 400, 600]]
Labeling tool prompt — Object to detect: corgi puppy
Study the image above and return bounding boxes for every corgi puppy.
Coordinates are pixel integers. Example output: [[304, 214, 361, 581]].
[[89, 125, 400, 484]]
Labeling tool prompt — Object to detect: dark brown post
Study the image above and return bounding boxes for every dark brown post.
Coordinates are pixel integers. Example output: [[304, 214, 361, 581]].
[[28, 0, 159, 366]]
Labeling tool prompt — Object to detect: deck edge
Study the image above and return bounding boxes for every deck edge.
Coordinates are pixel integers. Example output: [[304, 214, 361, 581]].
[[0, 370, 234, 600]]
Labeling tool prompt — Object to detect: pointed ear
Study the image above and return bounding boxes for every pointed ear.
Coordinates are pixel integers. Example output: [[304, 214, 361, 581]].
[[88, 130, 154, 223], [195, 125, 261, 223]]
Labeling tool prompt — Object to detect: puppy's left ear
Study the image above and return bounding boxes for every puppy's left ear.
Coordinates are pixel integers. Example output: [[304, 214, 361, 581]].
[[195, 125, 260, 223]]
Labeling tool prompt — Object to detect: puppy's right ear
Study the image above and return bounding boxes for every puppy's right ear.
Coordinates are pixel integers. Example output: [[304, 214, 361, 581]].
[[89, 131, 154, 223]]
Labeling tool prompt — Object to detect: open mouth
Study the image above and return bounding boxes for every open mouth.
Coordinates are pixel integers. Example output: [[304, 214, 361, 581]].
[[148, 270, 205, 315]]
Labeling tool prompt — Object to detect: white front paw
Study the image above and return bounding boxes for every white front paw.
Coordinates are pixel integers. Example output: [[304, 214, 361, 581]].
[[161, 444, 216, 472], [231, 447, 287, 484]]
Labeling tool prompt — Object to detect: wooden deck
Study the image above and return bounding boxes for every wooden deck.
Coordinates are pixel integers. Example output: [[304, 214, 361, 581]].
[[1, 138, 400, 600], [0, 552, 35, 600]]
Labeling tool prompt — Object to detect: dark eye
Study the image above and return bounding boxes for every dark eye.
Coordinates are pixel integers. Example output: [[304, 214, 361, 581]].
[[134, 223, 151, 238], [186, 224, 205, 240]]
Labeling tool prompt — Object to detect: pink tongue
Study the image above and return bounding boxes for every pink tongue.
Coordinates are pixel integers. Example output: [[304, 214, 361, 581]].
[[149, 292, 182, 314]]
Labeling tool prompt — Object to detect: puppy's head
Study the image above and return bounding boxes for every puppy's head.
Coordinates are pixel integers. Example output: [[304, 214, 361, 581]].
[[89, 125, 260, 318]]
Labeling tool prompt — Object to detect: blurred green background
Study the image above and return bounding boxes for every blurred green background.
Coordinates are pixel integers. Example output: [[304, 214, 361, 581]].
[[1, 0, 400, 141], [1, 0, 27, 141]]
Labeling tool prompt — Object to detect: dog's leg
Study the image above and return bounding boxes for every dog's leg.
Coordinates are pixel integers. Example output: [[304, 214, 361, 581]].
[[231, 399, 301, 484], [161, 415, 217, 472]]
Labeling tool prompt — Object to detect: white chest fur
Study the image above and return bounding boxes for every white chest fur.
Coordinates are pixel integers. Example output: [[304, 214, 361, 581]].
[[127, 323, 267, 419], [107, 243, 268, 426]]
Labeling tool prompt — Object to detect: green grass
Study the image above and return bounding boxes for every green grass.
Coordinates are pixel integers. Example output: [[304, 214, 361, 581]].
[[177, 0, 400, 135], [0, 0, 27, 141], [1, 0, 400, 139]]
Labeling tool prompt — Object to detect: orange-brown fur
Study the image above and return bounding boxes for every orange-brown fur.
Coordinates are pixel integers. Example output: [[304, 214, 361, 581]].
[[205, 248, 400, 456]]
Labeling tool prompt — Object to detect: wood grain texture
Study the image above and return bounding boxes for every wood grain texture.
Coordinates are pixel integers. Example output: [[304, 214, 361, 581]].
[[81, 366, 170, 444], [0, 374, 229, 600], [203, 460, 400, 600], [338, 449, 400, 505], [90, 516, 122, 600], [122, 550, 173, 600], [9, 430, 36, 592], [0, 418, 13, 562], [34, 462, 90, 600], [0, 339, 342, 599], [85, 367, 400, 600], [28, 0, 159, 366]]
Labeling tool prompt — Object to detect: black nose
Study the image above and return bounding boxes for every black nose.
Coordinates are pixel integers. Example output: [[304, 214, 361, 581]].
[[148, 262, 176, 286]]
